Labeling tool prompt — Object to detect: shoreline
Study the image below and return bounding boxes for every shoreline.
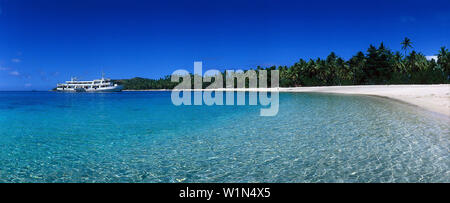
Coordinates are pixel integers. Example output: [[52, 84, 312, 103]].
[[124, 84, 450, 117], [280, 85, 450, 117]]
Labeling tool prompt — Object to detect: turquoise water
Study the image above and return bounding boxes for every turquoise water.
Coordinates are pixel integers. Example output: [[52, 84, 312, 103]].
[[0, 91, 448, 183]]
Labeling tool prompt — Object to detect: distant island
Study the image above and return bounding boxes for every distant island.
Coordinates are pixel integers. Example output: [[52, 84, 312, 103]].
[[113, 40, 450, 90]]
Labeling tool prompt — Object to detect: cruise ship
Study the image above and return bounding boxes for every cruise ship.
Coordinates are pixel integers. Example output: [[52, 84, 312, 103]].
[[56, 75, 124, 92]]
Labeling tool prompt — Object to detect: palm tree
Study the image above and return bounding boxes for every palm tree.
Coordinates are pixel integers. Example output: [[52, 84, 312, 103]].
[[401, 37, 413, 56], [438, 46, 449, 75]]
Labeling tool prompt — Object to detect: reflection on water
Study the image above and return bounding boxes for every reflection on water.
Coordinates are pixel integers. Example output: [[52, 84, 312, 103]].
[[0, 91, 448, 182]]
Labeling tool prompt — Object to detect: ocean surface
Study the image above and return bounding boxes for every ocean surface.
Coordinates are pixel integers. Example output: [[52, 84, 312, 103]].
[[0, 91, 448, 183]]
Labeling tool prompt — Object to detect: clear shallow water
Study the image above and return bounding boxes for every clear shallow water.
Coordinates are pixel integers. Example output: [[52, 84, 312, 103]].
[[0, 91, 448, 183]]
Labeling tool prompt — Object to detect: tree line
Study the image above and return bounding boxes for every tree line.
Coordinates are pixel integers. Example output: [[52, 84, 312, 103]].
[[114, 38, 450, 90]]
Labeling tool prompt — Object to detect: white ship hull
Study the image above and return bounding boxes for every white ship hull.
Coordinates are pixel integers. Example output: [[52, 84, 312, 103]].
[[56, 85, 124, 92], [56, 75, 123, 93]]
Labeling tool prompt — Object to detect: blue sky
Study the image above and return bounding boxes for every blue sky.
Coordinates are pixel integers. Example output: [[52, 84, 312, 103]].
[[0, 0, 449, 90]]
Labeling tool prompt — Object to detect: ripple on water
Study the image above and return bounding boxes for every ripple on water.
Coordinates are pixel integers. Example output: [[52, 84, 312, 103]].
[[0, 92, 448, 182]]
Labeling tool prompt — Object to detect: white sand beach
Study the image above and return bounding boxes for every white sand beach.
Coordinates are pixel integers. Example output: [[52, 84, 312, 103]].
[[125, 84, 450, 116], [278, 85, 450, 117]]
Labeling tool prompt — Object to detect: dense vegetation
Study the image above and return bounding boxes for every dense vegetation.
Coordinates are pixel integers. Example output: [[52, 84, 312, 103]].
[[114, 76, 177, 90], [115, 39, 450, 90]]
